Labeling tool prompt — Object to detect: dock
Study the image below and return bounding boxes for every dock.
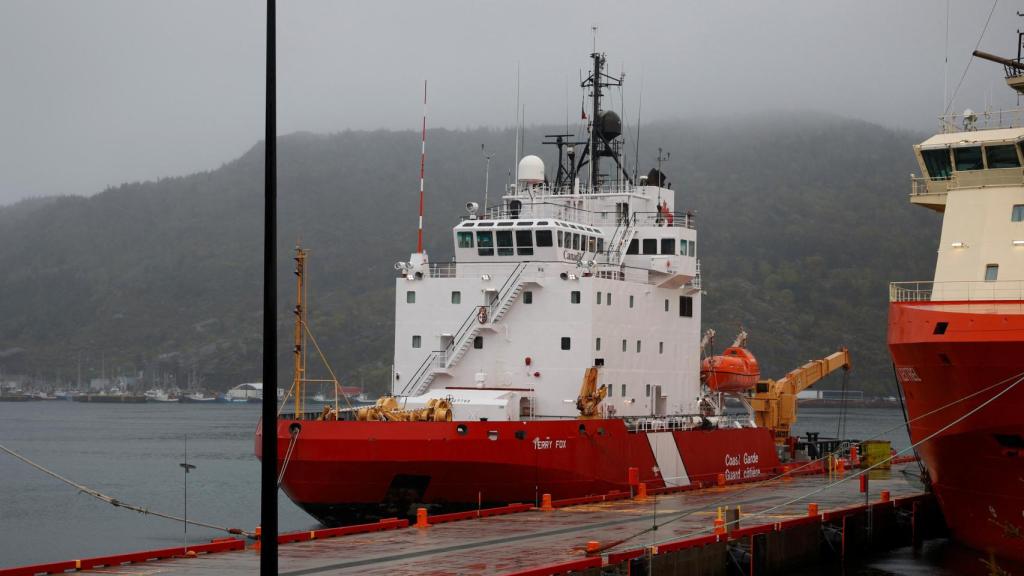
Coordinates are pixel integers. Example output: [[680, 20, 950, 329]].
[[3, 461, 942, 576]]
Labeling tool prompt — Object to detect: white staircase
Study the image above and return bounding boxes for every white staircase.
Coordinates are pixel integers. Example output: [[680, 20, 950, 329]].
[[403, 264, 529, 396]]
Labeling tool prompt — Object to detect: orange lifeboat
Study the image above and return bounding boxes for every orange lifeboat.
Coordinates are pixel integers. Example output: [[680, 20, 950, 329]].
[[701, 346, 761, 393]]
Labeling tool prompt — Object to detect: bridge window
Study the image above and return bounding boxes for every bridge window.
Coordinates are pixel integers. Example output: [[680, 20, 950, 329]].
[[689, 240, 696, 257], [679, 296, 693, 317], [457, 231, 474, 248], [557, 231, 564, 247], [477, 231, 494, 256], [412, 335, 422, 348], [921, 149, 952, 180], [536, 230, 553, 247], [516, 230, 533, 256], [627, 239, 639, 255], [588, 237, 597, 252], [986, 144, 1021, 168], [661, 238, 674, 255], [561, 337, 571, 350], [1012, 205, 1024, 222], [642, 238, 657, 255], [954, 147, 983, 171], [573, 233, 581, 250], [406, 290, 416, 304], [985, 264, 999, 282], [451, 291, 461, 304], [497, 230, 513, 256], [571, 290, 581, 304], [680, 239, 688, 255]]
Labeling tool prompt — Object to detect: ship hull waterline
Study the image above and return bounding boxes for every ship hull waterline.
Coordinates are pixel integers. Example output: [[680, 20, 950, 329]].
[[888, 301, 1024, 563], [257, 418, 781, 526]]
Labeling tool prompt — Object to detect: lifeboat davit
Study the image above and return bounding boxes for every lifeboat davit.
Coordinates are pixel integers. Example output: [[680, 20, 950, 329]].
[[701, 346, 761, 393]]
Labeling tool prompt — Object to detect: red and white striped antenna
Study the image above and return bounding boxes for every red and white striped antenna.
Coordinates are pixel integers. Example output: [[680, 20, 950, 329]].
[[417, 80, 428, 254]]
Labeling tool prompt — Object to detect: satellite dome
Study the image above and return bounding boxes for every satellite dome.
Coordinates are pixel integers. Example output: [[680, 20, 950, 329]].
[[598, 110, 622, 139], [517, 155, 545, 184]]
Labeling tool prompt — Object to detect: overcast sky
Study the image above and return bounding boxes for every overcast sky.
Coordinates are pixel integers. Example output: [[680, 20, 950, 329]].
[[0, 0, 1017, 205]]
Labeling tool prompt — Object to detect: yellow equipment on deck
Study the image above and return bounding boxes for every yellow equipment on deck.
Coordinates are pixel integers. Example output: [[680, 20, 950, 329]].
[[747, 348, 851, 443], [356, 395, 453, 422], [576, 366, 606, 419]]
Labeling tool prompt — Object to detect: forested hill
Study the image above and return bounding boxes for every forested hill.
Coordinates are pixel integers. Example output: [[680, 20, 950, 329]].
[[0, 114, 940, 394]]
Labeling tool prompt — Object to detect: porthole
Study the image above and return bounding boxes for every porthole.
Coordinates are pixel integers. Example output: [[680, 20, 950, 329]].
[[488, 430, 499, 441], [456, 424, 468, 435]]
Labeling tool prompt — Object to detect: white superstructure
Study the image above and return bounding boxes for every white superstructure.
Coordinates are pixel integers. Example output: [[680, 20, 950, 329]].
[[389, 53, 704, 422]]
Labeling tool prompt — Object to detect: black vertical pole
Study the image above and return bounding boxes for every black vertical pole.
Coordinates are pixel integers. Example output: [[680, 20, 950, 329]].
[[260, 0, 278, 573]]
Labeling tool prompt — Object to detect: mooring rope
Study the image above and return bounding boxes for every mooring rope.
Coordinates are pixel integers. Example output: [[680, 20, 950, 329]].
[[601, 367, 1024, 553], [277, 425, 301, 487], [0, 442, 253, 538]]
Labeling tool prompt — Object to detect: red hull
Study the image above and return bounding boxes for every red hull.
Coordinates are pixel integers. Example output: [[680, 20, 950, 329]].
[[257, 418, 781, 525], [888, 301, 1024, 563]]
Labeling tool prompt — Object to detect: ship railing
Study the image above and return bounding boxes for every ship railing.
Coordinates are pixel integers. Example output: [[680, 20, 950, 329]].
[[939, 106, 1024, 133], [909, 176, 932, 196], [428, 262, 520, 278], [480, 202, 695, 230], [890, 280, 1024, 302], [622, 413, 754, 433]]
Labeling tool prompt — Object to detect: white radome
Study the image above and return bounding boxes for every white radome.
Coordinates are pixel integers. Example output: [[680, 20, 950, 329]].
[[517, 155, 545, 184]]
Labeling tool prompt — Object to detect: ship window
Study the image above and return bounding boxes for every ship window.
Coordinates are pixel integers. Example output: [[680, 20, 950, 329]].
[[986, 144, 1021, 168], [664, 299, 670, 312], [661, 238, 674, 255], [573, 234, 581, 250], [629, 295, 635, 308], [606, 293, 612, 306], [921, 148, 952, 180], [689, 240, 696, 257], [461, 222, 475, 227], [596, 337, 601, 351], [457, 231, 474, 248], [516, 221, 534, 226], [596, 291, 602, 305], [496, 230, 514, 256], [627, 239, 639, 255], [954, 147, 983, 171], [646, 384, 651, 397], [621, 384, 626, 397], [570, 290, 581, 304], [1012, 205, 1024, 222], [474, 336, 483, 349], [477, 231, 494, 256], [557, 230, 564, 247], [561, 337, 571, 350], [679, 296, 693, 317], [642, 238, 657, 255], [412, 335, 422, 348], [588, 237, 597, 252], [985, 264, 999, 282], [659, 342, 664, 354], [597, 238, 604, 253], [680, 239, 688, 255], [621, 339, 627, 352], [536, 230, 553, 247], [406, 290, 416, 304], [516, 230, 533, 256], [477, 222, 494, 227], [523, 291, 533, 304], [538, 221, 549, 225], [636, 340, 642, 353], [498, 221, 514, 226], [607, 383, 612, 397], [451, 291, 461, 304]]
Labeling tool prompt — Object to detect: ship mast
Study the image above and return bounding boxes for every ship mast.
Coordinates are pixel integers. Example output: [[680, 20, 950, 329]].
[[579, 51, 629, 190], [293, 247, 307, 417]]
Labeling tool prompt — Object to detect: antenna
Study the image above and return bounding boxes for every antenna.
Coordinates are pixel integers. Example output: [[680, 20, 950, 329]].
[[417, 80, 427, 254], [482, 144, 494, 212], [634, 74, 643, 183], [514, 64, 521, 188]]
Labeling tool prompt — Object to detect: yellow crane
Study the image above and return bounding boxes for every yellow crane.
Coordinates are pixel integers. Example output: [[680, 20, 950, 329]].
[[747, 348, 851, 443]]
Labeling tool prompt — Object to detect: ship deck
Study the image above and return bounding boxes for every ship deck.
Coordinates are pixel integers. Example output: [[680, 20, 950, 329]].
[[8, 462, 929, 576]]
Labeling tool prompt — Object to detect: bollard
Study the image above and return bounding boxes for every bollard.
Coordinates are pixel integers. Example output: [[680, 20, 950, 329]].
[[586, 541, 600, 553], [850, 444, 859, 465], [837, 457, 846, 474], [782, 464, 793, 482], [880, 490, 891, 502], [636, 482, 647, 500], [717, 473, 726, 487], [859, 474, 868, 493], [253, 525, 262, 550], [714, 507, 726, 535], [807, 503, 818, 517], [541, 493, 553, 511], [416, 507, 428, 528]]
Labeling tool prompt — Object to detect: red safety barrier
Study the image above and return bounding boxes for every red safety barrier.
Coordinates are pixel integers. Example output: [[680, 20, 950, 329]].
[[279, 517, 409, 543], [0, 539, 248, 575], [607, 548, 646, 564], [551, 491, 630, 508], [0, 560, 78, 576], [429, 503, 533, 524], [655, 533, 720, 554], [497, 556, 603, 576]]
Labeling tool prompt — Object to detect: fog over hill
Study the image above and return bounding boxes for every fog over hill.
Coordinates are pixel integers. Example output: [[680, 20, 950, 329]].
[[0, 114, 940, 395]]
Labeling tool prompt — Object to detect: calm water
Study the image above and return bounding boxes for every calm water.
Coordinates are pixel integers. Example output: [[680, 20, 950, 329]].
[[0, 402, 999, 573]]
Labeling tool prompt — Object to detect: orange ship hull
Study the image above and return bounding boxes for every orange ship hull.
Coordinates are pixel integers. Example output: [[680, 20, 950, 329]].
[[888, 300, 1024, 563]]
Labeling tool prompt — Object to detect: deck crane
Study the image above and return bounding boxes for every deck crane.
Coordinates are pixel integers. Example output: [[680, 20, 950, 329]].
[[747, 348, 852, 443]]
